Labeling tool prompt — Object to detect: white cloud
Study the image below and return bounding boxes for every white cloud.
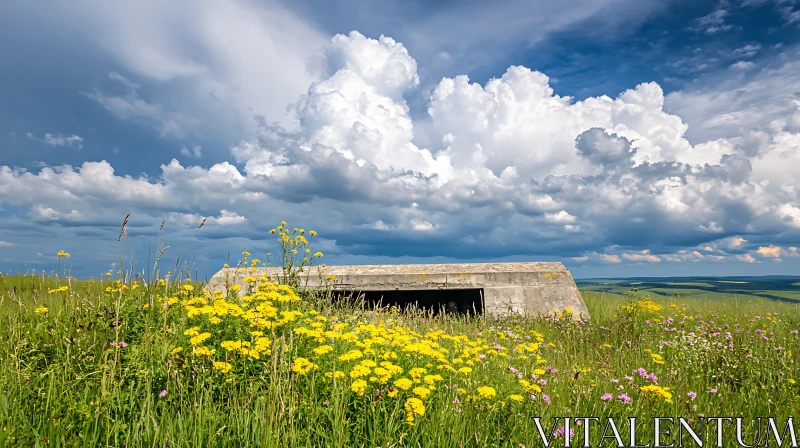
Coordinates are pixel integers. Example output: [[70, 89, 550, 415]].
[[728, 236, 747, 249], [737, 253, 758, 263], [600, 254, 622, 264], [108, 71, 140, 90], [0, 241, 14, 247], [757, 245, 783, 259], [692, 6, 733, 34], [622, 250, 661, 263], [181, 145, 202, 159], [780, 204, 800, 228], [410, 219, 436, 231], [698, 222, 724, 233], [84, 74, 197, 138], [666, 47, 800, 144], [23, 0, 328, 139], [545, 210, 576, 223], [27, 132, 84, 149], [171, 210, 247, 227], [730, 61, 754, 70], [216, 210, 247, 226], [2, 31, 800, 269], [32, 206, 83, 222], [733, 44, 761, 58]]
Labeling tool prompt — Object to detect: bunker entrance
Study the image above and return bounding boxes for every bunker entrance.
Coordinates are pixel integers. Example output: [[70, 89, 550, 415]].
[[332, 288, 484, 316]]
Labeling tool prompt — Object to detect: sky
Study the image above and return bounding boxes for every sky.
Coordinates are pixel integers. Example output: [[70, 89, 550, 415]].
[[1, 0, 799, 280]]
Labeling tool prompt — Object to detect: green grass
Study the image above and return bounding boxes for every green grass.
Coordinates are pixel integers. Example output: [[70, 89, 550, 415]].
[[2, 275, 800, 447], [751, 290, 800, 301]]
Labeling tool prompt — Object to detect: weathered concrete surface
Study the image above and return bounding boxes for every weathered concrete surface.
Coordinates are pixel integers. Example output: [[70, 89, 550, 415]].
[[207, 262, 588, 318]]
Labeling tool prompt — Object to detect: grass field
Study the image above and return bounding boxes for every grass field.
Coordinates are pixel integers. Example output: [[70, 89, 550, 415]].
[[577, 276, 800, 304], [2, 279, 800, 446], [2, 235, 800, 446]]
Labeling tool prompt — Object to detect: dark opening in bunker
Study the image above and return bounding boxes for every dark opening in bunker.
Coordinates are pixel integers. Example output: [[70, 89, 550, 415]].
[[331, 288, 484, 316]]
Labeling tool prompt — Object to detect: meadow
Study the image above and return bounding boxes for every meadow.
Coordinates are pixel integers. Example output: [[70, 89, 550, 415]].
[[577, 276, 800, 304], [2, 225, 800, 447]]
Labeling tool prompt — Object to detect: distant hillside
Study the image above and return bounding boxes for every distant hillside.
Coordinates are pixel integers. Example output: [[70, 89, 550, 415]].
[[576, 276, 800, 303]]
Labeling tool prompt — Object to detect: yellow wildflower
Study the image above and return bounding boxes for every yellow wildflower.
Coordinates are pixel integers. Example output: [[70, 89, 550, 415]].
[[291, 357, 316, 376], [476, 386, 497, 400], [404, 397, 425, 424], [350, 365, 371, 379], [413, 387, 431, 399], [193, 347, 215, 356], [213, 362, 233, 374], [189, 332, 211, 346], [339, 350, 363, 361], [325, 371, 345, 380], [640, 385, 673, 403], [394, 378, 413, 390], [313, 345, 333, 355], [351, 379, 368, 396]]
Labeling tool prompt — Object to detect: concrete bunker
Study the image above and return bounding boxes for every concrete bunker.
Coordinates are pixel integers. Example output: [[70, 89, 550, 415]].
[[331, 288, 484, 316], [207, 262, 589, 319]]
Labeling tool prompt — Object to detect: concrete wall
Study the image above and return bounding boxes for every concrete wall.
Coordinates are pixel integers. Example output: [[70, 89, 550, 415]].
[[206, 262, 589, 319]]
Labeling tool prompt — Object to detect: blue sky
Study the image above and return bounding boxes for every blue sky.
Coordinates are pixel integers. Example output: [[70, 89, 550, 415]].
[[1, 0, 800, 280]]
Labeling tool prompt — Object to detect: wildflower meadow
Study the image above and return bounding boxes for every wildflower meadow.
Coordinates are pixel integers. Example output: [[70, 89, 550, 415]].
[[1, 223, 800, 447]]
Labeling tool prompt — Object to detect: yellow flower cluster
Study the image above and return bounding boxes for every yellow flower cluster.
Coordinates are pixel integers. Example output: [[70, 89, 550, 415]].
[[476, 386, 497, 400], [620, 297, 663, 314], [404, 397, 425, 424], [291, 357, 316, 375], [168, 253, 561, 427], [640, 385, 673, 403]]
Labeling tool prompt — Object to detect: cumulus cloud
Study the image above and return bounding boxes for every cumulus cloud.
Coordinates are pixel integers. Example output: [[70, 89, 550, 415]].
[[545, 211, 577, 223], [757, 245, 783, 259], [26, 132, 84, 149], [601, 254, 622, 264], [737, 253, 758, 263], [728, 236, 747, 248], [2, 31, 800, 272], [622, 250, 661, 263]]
